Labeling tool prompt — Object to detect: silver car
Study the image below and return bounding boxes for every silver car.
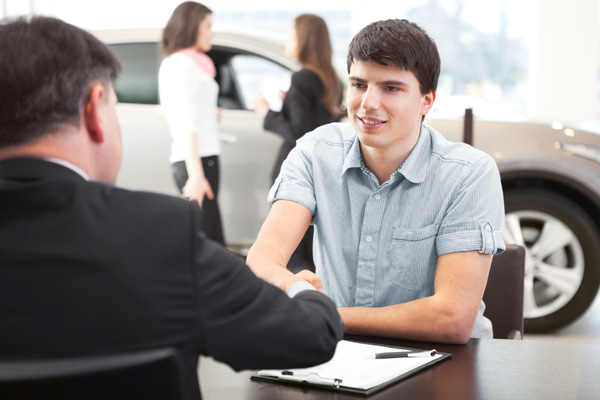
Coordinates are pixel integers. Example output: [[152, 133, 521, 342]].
[[97, 28, 600, 334]]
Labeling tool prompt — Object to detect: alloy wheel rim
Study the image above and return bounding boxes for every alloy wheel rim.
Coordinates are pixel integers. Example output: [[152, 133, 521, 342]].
[[503, 210, 585, 319]]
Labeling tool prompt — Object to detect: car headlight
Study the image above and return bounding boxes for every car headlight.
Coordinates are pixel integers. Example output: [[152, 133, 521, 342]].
[[555, 141, 600, 165]]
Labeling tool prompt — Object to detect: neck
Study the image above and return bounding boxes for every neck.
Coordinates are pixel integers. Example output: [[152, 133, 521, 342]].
[[361, 132, 421, 185], [360, 147, 405, 185], [0, 131, 93, 178]]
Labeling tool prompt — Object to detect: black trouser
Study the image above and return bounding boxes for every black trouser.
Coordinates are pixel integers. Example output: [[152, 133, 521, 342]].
[[172, 156, 225, 246]]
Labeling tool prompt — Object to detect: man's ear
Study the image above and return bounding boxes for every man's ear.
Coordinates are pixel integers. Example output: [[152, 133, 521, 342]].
[[83, 84, 106, 144], [420, 91, 436, 116]]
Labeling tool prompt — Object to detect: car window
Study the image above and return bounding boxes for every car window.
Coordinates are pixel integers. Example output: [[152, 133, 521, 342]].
[[230, 54, 291, 112], [108, 42, 291, 111], [109, 42, 161, 105]]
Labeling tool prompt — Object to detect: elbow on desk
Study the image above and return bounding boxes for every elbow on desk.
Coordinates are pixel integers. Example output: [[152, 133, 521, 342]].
[[434, 313, 474, 345], [443, 327, 472, 345], [425, 299, 477, 344]]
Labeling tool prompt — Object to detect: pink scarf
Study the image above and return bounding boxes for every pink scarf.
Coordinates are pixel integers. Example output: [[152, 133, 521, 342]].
[[178, 47, 216, 78]]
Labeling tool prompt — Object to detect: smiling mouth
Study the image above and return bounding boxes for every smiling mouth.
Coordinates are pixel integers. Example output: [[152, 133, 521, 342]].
[[358, 116, 386, 126]]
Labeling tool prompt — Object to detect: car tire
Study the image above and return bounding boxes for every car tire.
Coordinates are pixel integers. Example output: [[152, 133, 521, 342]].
[[503, 188, 600, 333]]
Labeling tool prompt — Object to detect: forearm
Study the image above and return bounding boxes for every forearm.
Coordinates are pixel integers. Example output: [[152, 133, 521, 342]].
[[263, 110, 297, 143], [263, 87, 314, 143], [338, 295, 476, 344], [197, 234, 343, 371], [246, 240, 295, 289], [246, 200, 318, 292], [340, 251, 492, 344], [184, 133, 205, 179]]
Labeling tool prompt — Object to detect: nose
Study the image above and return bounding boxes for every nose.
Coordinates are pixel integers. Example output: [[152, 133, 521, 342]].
[[361, 87, 379, 110]]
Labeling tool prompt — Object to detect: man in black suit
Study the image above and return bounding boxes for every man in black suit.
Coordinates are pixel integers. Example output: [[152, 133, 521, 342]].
[[0, 16, 344, 399]]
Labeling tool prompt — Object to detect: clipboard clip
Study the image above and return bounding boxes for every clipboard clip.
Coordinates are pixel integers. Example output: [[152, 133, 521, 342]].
[[281, 370, 343, 388]]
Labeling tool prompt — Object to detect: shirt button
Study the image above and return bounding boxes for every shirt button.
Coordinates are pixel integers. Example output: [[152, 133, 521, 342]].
[[366, 236, 373, 242], [485, 225, 492, 231], [375, 194, 381, 200]]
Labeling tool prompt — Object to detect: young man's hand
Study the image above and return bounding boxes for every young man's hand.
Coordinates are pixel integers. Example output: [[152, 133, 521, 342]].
[[269, 268, 323, 293], [294, 270, 323, 292]]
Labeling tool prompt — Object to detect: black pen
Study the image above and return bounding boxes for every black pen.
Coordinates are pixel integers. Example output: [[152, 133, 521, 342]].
[[368, 349, 437, 359]]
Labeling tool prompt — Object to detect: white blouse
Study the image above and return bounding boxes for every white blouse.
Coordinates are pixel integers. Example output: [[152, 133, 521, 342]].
[[158, 52, 221, 163]]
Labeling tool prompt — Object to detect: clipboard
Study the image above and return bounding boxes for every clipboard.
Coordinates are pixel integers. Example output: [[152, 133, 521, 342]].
[[251, 340, 452, 396]]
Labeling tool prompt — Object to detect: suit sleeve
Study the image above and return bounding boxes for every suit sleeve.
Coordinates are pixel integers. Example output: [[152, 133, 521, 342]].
[[188, 205, 344, 371], [263, 69, 322, 144]]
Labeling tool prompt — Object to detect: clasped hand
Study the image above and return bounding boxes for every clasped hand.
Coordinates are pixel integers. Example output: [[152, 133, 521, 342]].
[[272, 269, 323, 293]]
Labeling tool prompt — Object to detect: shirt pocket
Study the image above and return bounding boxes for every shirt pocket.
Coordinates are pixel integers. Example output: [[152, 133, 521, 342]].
[[389, 224, 439, 291]]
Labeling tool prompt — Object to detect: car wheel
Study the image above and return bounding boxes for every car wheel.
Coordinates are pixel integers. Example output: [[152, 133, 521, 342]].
[[503, 188, 600, 333]]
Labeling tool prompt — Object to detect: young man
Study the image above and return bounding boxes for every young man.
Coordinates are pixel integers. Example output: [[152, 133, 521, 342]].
[[247, 19, 505, 344], [0, 16, 344, 399]]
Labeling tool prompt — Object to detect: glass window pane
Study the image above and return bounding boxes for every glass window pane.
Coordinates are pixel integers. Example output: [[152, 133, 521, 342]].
[[402, 0, 532, 120], [109, 43, 161, 105], [230, 54, 292, 111]]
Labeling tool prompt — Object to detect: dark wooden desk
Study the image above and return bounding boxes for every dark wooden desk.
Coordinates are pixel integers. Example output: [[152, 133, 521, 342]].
[[198, 335, 600, 399]]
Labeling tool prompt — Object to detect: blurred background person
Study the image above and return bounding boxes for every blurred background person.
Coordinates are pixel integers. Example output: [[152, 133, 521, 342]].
[[160, 1, 225, 245], [252, 13, 345, 272]]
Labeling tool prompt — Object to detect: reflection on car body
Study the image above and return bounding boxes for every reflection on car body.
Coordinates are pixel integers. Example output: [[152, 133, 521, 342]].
[[95, 28, 600, 334]]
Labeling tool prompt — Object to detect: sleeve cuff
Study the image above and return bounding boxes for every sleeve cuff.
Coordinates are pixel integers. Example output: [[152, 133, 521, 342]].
[[287, 281, 317, 298], [437, 224, 506, 256]]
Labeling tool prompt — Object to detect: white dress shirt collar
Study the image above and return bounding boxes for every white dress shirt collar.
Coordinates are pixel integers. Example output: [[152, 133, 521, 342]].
[[43, 157, 90, 181]]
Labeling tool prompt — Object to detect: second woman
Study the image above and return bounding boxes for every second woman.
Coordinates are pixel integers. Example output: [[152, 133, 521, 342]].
[[159, 1, 225, 245], [253, 14, 345, 271]]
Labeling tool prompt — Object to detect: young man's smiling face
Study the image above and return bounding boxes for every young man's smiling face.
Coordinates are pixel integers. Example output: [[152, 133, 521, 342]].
[[347, 60, 435, 156]]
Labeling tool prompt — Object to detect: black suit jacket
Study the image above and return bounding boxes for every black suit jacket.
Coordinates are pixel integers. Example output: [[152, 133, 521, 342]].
[[264, 68, 342, 181], [0, 158, 344, 399]]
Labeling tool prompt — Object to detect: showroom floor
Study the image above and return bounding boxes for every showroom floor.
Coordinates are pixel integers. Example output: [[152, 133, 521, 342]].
[[524, 294, 600, 343]]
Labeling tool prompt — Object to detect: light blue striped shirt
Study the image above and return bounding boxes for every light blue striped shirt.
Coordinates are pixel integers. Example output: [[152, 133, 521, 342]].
[[269, 122, 505, 338]]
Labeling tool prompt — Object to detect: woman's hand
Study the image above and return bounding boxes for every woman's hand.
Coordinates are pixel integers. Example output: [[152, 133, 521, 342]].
[[182, 175, 214, 207], [251, 92, 270, 116]]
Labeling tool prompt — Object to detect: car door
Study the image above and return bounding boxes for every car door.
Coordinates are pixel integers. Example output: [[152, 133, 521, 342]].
[[209, 47, 292, 253], [108, 35, 294, 255]]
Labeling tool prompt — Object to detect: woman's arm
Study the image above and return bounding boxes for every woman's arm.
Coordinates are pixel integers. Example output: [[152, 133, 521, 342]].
[[182, 133, 213, 207], [262, 69, 323, 143]]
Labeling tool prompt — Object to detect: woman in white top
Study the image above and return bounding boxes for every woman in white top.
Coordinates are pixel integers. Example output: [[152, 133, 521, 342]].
[[159, 1, 224, 245]]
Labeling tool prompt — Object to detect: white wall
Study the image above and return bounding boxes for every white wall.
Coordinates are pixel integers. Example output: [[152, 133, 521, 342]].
[[529, 0, 599, 124]]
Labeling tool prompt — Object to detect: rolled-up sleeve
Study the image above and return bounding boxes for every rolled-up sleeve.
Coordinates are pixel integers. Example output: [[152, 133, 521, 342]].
[[436, 155, 505, 256], [268, 135, 317, 215]]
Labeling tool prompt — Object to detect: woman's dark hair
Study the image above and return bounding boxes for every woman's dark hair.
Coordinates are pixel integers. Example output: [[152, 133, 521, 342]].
[[0, 16, 121, 148], [161, 1, 212, 57], [347, 19, 440, 95], [294, 14, 343, 116]]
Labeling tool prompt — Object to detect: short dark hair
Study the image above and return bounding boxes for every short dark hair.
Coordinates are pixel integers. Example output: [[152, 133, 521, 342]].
[[161, 1, 212, 57], [347, 19, 440, 95], [0, 16, 121, 148]]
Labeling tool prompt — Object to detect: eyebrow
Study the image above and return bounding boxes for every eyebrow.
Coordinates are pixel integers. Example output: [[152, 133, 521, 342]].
[[348, 76, 410, 88]]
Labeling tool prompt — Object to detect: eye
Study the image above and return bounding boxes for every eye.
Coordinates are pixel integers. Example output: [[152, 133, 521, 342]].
[[351, 82, 366, 89], [385, 86, 401, 92]]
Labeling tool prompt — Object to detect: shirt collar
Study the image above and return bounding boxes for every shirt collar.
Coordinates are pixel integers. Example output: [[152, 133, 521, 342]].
[[342, 136, 364, 173], [342, 124, 433, 184], [43, 157, 90, 181], [395, 124, 432, 184]]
